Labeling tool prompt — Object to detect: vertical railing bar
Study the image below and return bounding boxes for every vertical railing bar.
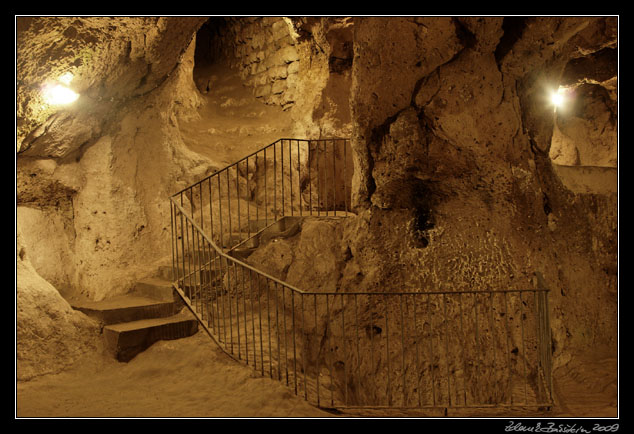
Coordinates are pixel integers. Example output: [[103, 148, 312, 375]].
[[292, 290, 298, 395], [316, 140, 321, 217], [227, 259, 234, 354], [341, 294, 347, 405], [519, 291, 528, 404], [442, 293, 452, 407], [208, 179, 215, 249], [314, 293, 320, 406], [255, 154, 259, 231], [179, 193, 187, 295], [385, 294, 391, 407], [179, 195, 187, 294], [297, 140, 302, 217], [274, 142, 278, 223], [412, 295, 422, 408], [199, 182, 204, 233], [309, 141, 313, 216], [257, 274, 265, 376], [333, 139, 337, 216], [220, 256, 228, 346], [281, 140, 285, 218], [427, 293, 436, 406], [354, 294, 361, 406], [198, 230, 206, 321], [241, 266, 248, 364], [343, 139, 348, 214], [236, 164, 242, 245], [188, 217, 195, 304], [170, 202, 178, 286], [249, 269, 257, 370], [206, 239, 213, 332], [217, 176, 224, 251], [194, 228, 202, 315], [170, 202, 176, 288], [289, 139, 293, 217], [264, 148, 268, 227], [184, 208, 193, 302], [206, 240, 213, 327], [227, 169, 233, 249], [189, 187, 195, 228], [246, 157, 251, 240], [458, 292, 468, 406], [233, 259, 241, 359], [198, 226, 205, 315], [213, 245, 221, 338], [400, 294, 407, 407], [177, 202, 185, 290], [267, 278, 273, 378]]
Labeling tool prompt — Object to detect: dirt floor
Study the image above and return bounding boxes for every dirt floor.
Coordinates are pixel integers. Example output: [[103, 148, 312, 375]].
[[15, 326, 617, 419], [181, 60, 293, 167], [16, 330, 331, 418]]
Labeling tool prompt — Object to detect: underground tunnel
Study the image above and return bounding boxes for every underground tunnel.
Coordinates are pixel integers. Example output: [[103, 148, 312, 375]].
[[16, 16, 617, 419]]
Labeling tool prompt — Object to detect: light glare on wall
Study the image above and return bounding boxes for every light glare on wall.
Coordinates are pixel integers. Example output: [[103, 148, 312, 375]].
[[41, 83, 79, 105], [58, 72, 74, 86]]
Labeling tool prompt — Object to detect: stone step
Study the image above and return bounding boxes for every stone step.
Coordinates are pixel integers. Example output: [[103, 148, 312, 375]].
[[132, 277, 177, 302], [103, 311, 198, 362], [71, 294, 179, 326]]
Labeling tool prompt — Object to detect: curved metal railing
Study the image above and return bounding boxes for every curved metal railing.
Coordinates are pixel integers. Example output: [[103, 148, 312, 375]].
[[168, 138, 553, 411]]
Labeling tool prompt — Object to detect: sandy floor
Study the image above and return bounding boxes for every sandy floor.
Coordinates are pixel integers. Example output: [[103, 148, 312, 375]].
[[16, 330, 331, 418], [15, 326, 618, 419], [181, 60, 293, 167]]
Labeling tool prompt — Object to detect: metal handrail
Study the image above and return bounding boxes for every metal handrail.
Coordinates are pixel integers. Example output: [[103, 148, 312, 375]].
[[170, 198, 306, 294], [168, 137, 553, 411]]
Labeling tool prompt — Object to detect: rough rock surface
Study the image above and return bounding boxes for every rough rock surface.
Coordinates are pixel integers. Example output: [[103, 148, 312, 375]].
[[346, 16, 617, 405], [17, 17, 211, 303], [17, 223, 100, 381]]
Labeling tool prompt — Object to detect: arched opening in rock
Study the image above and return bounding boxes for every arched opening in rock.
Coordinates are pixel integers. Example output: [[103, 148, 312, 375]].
[[179, 17, 296, 167], [549, 47, 617, 194]]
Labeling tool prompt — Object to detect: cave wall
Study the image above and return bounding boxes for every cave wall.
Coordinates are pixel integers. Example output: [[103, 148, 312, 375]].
[[16, 17, 216, 379], [346, 16, 617, 372], [17, 17, 211, 301], [200, 17, 300, 110]]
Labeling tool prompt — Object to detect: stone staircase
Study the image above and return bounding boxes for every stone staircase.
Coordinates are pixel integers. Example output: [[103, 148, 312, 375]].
[[70, 266, 198, 362]]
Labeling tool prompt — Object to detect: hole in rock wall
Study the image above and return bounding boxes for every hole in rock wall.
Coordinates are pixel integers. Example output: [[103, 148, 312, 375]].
[[180, 17, 295, 166], [548, 48, 617, 195]]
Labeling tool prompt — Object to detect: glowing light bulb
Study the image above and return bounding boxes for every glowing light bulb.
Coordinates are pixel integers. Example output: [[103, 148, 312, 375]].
[[41, 83, 79, 105], [550, 87, 567, 111], [551, 92, 564, 107]]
